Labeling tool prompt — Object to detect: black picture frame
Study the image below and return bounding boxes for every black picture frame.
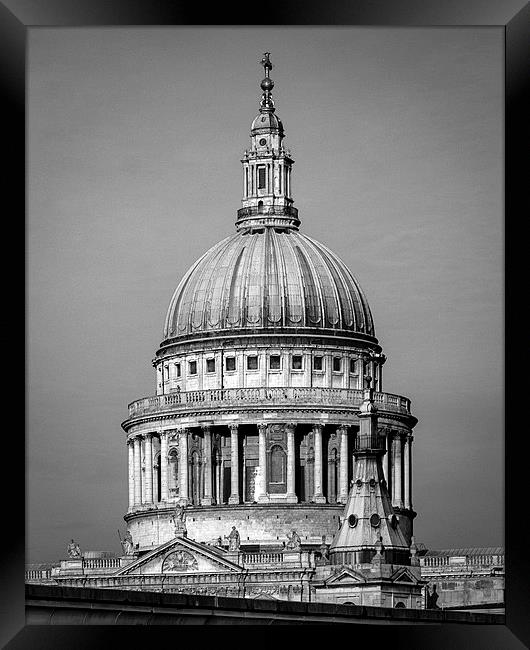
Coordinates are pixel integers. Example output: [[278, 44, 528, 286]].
[[6, 0, 528, 647]]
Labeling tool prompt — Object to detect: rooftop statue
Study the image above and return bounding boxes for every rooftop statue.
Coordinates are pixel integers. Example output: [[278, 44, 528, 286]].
[[120, 529, 134, 556], [171, 504, 187, 536], [226, 526, 241, 552], [66, 539, 81, 558], [286, 530, 301, 551]]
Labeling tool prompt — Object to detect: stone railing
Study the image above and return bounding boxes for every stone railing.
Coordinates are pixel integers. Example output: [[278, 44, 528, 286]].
[[128, 387, 411, 419], [242, 552, 284, 566], [26, 569, 53, 582], [421, 555, 504, 569], [237, 205, 299, 220], [83, 558, 121, 570]]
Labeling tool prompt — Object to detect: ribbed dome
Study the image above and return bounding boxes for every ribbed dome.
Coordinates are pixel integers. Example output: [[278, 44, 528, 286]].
[[163, 228, 375, 341]]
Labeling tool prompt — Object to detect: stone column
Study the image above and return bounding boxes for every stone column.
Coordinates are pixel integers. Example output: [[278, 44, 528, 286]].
[[404, 435, 411, 509], [339, 426, 349, 503], [202, 426, 212, 506], [392, 432, 403, 508], [286, 424, 297, 502], [133, 436, 142, 505], [257, 423, 268, 502], [356, 358, 364, 389], [383, 430, 391, 492], [228, 424, 240, 504], [127, 439, 135, 509], [313, 424, 326, 503], [179, 428, 189, 505], [160, 431, 169, 502], [408, 436, 414, 510], [144, 433, 153, 504]]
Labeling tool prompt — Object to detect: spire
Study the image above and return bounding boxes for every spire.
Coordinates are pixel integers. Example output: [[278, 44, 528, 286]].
[[236, 53, 300, 232], [259, 52, 275, 111]]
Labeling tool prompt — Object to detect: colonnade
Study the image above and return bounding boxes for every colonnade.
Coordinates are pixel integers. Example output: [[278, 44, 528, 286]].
[[126, 424, 413, 511]]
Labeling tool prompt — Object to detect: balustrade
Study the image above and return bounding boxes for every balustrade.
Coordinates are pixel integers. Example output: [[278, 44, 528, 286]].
[[128, 387, 411, 418]]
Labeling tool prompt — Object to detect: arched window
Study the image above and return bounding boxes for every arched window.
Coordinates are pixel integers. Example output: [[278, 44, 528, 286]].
[[257, 200, 264, 214]]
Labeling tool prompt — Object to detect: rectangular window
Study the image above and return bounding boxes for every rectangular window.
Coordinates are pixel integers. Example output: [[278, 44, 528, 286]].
[[175, 363, 181, 377], [333, 357, 342, 372], [350, 359, 356, 374], [226, 357, 236, 371], [206, 358, 216, 373], [188, 360, 197, 375], [313, 356, 323, 371], [292, 355, 303, 370], [247, 356, 258, 370], [269, 355, 281, 370], [164, 366, 169, 379], [257, 166, 266, 190]]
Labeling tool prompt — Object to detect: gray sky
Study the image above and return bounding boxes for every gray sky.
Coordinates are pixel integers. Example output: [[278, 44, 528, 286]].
[[27, 27, 503, 563]]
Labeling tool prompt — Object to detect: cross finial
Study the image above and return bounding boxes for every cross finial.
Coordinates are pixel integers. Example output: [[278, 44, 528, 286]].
[[259, 52, 275, 111], [260, 52, 273, 75]]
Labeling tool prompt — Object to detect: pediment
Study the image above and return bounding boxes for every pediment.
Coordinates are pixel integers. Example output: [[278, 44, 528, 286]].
[[325, 567, 367, 586], [390, 566, 420, 584], [114, 536, 243, 576]]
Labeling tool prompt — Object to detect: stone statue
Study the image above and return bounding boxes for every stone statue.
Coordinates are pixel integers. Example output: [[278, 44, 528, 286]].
[[285, 530, 301, 551], [319, 535, 329, 560], [171, 504, 187, 536], [67, 539, 81, 558], [226, 526, 240, 552], [426, 584, 440, 609], [120, 530, 134, 555]]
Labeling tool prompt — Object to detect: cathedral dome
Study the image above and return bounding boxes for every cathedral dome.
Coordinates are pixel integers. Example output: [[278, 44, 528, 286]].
[[162, 228, 375, 342]]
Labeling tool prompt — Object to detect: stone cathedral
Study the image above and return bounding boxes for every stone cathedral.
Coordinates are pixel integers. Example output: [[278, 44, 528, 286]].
[[26, 55, 504, 611]]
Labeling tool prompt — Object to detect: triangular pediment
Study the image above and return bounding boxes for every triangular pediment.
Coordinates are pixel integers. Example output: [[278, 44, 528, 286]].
[[114, 536, 244, 576], [324, 567, 367, 586], [390, 566, 420, 584]]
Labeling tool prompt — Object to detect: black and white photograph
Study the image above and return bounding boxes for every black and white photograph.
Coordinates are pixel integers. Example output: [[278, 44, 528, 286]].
[[6, 4, 526, 643]]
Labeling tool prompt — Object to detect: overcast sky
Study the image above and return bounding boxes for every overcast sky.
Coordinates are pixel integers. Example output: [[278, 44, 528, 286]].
[[27, 27, 503, 563]]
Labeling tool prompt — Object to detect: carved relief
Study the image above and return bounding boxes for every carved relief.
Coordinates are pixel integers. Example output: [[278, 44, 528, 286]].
[[162, 548, 198, 572]]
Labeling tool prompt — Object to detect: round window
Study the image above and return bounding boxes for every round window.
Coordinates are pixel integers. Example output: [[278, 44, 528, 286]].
[[355, 479, 363, 488], [348, 514, 358, 528], [370, 514, 381, 528], [369, 478, 376, 488], [259, 138, 267, 146]]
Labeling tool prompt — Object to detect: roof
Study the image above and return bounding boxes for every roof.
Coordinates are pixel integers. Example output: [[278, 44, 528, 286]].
[[163, 228, 375, 342], [425, 547, 504, 557]]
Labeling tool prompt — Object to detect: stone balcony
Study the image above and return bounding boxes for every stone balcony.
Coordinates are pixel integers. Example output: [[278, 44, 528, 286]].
[[126, 387, 413, 421]]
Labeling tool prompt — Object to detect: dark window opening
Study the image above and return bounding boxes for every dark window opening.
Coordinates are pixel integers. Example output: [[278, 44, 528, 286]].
[[269, 355, 281, 370], [188, 360, 197, 375], [206, 358, 215, 373], [333, 357, 342, 372], [226, 357, 236, 371], [292, 355, 303, 370], [247, 356, 258, 370], [175, 363, 181, 377], [258, 167, 266, 189], [313, 356, 323, 371], [350, 359, 356, 374]]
